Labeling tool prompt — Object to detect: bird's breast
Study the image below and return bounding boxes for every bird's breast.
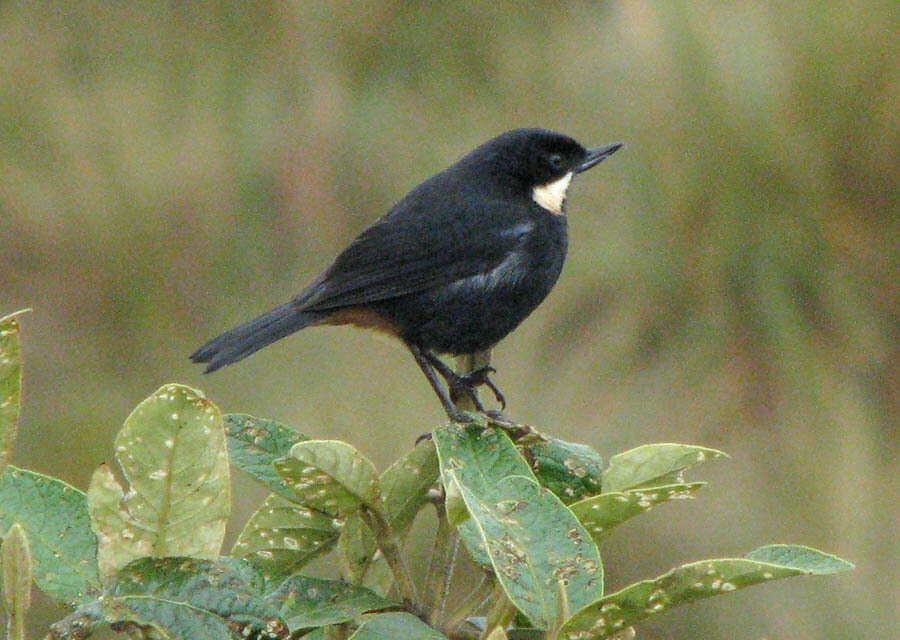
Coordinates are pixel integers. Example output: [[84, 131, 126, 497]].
[[371, 212, 567, 354]]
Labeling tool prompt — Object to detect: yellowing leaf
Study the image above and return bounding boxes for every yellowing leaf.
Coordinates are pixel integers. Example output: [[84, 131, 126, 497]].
[[87, 384, 230, 578]]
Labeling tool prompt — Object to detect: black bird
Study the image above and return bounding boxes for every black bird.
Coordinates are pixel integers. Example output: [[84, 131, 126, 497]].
[[191, 128, 621, 421]]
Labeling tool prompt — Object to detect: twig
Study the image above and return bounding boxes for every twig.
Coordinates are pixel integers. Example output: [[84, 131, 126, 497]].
[[323, 623, 350, 640], [422, 490, 453, 623], [359, 505, 420, 613], [438, 530, 461, 624], [442, 571, 495, 637], [454, 351, 492, 411], [481, 582, 516, 639]]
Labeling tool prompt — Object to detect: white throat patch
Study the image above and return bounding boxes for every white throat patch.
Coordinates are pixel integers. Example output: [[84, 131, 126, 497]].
[[532, 172, 573, 215]]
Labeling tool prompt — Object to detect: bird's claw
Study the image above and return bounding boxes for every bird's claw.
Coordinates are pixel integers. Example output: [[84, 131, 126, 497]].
[[483, 377, 506, 410], [457, 365, 506, 409], [448, 379, 487, 413]]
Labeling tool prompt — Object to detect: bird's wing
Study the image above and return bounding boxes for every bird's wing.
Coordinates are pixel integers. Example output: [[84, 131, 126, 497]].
[[298, 188, 534, 311]]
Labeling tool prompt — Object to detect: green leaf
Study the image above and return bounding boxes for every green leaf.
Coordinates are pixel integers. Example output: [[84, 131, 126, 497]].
[[744, 544, 855, 573], [443, 465, 470, 526], [0, 466, 100, 604], [336, 441, 438, 593], [380, 440, 439, 533], [570, 483, 705, 541], [0, 310, 28, 472], [433, 424, 604, 625], [101, 598, 240, 640], [111, 556, 276, 616], [602, 444, 727, 493], [85, 464, 132, 581], [457, 519, 491, 567], [87, 384, 231, 577], [232, 493, 340, 583], [2, 523, 33, 640], [433, 424, 530, 559], [433, 424, 533, 527], [331, 511, 393, 596], [349, 611, 449, 639], [267, 574, 395, 629], [560, 545, 853, 639], [524, 437, 603, 504], [449, 473, 603, 631], [337, 511, 375, 584], [275, 440, 380, 515], [360, 553, 393, 597], [433, 424, 534, 496], [95, 556, 285, 640], [330, 515, 395, 598], [225, 413, 308, 500]]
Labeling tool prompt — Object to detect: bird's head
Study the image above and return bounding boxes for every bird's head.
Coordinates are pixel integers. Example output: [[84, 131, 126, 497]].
[[461, 128, 622, 215]]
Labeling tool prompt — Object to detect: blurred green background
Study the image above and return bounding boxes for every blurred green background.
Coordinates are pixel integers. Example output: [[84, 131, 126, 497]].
[[1, 1, 897, 638]]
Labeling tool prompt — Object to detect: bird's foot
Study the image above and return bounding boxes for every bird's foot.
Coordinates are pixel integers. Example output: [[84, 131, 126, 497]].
[[435, 399, 480, 424], [484, 409, 510, 423], [453, 366, 507, 409], [448, 379, 485, 412], [485, 412, 540, 442]]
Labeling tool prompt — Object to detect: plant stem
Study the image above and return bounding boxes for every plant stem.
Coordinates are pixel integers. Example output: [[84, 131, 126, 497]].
[[359, 505, 419, 613], [442, 571, 495, 637], [323, 623, 350, 640], [481, 582, 516, 640], [422, 494, 453, 624], [8, 614, 24, 640], [455, 350, 492, 412], [438, 530, 461, 624]]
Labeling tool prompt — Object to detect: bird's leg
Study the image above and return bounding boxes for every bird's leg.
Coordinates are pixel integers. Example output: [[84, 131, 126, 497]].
[[455, 365, 506, 410], [420, 351, 487, 412], [407, 343, 471, 422], [423, 352, 507, 412]]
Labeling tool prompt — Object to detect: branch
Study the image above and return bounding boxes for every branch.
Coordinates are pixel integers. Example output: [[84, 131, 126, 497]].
[[422, 491, 454, 624], [359, 505, 420, 614]]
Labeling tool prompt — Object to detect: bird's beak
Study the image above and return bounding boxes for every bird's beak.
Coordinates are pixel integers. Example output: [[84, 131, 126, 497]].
[[574, 142, 623, 173]]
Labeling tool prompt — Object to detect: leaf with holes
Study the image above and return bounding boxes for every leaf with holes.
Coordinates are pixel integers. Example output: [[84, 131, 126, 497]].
[[447, 471, 603, 631], [275, 440, 380, 515], [524, 437, 604, 504], [340, 441, 439, 591], [433, 424, 534, 496], [570, 483, 705, 541], [433, 424, 533, 527], [80, 557, 286, 640], [0, 466, 100, 604], [233, 493, 340, 584], [267, 574, 395, 629], [433, 425, 538, 568], [380, 440, 439, 533], [602, 444, 727, 493], [225, 413, 308, 500], [87, 384, 230, 578], [337, 511, 376, 585], [560, 545, 853, 638]]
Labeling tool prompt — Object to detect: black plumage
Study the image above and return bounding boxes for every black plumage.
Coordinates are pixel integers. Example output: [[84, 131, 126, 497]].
[[191, 128, 621, 421]]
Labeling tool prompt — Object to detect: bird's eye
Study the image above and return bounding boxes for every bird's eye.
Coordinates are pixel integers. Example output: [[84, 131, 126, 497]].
[[548, 154, 564, 170]]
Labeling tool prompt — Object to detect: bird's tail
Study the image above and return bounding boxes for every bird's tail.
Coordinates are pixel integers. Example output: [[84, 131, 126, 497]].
[[190, 303, 319, 373]]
